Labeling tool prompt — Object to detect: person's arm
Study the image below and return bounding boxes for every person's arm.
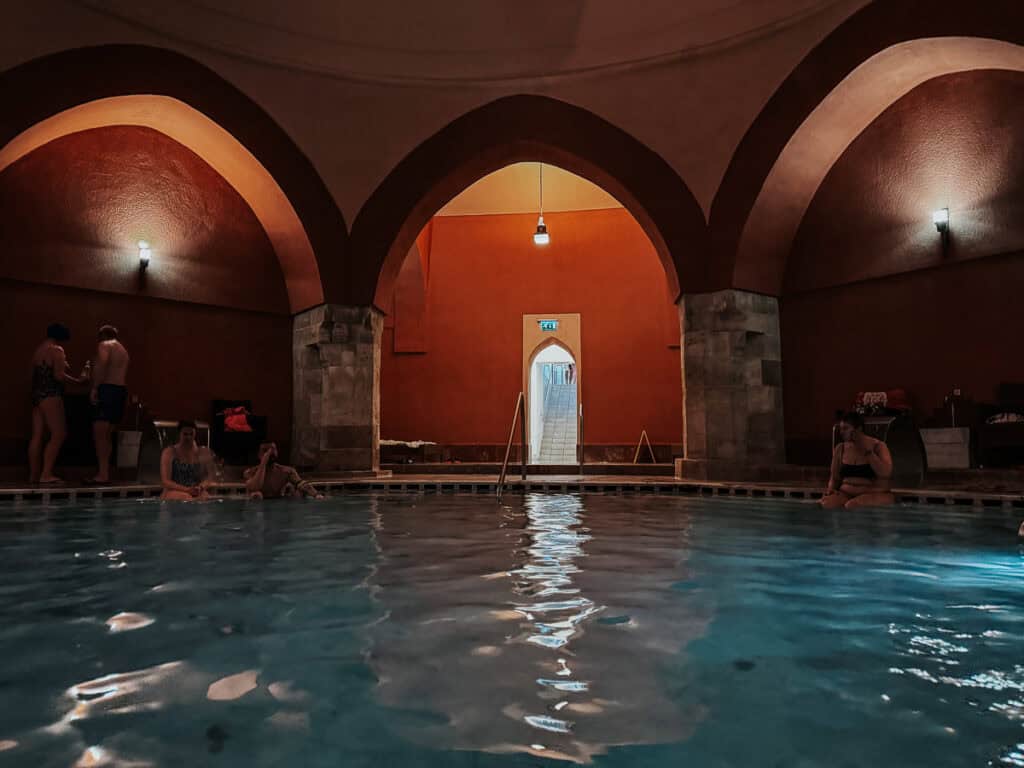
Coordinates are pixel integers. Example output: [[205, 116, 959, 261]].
[[242, 454, 270, 495], [291, 468, 323, 499], [160, 448, 196, 495], [244, 461, 268, 495], [826, 444, 842, 494], [198, 448, 219, 490], [90, 343, 110, 402], [865, 440, 893, 482], [54, 347, 87, 385]]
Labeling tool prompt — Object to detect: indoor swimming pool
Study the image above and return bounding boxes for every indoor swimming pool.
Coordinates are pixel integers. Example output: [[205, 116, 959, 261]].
[[0, 493, 1021, 766]]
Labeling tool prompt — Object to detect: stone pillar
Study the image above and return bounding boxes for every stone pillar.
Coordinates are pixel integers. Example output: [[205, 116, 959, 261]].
[[292, 304, 382, 472], [676, 289, 785, 481]]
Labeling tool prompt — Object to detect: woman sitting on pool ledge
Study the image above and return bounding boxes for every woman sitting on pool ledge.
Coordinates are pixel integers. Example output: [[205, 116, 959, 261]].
[[160, 420, 215, 501], [819, 411, 895, 509]]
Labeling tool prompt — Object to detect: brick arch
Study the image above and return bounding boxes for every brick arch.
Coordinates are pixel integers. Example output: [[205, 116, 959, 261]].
[[348, 95, 709, 310], [709, 0, 1024, 296], [0, 45, 347, 312]]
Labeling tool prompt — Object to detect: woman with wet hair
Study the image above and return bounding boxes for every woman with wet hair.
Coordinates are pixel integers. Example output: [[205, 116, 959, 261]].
[[28, 323, 89, 484], [160, 420, 215, 501], [820, 411, 895, 509]]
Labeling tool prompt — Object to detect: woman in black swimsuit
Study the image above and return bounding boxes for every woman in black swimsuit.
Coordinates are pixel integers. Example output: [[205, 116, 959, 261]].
[[28, 323, 89, 484], [820, 411, 895, 509]]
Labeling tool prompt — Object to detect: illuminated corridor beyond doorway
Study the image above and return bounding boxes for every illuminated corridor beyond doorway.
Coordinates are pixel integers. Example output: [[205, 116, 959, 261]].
[[529, 343, 578, 464]]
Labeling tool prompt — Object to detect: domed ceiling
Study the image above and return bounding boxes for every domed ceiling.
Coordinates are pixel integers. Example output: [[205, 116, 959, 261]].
[[77, 0, 844, 84]]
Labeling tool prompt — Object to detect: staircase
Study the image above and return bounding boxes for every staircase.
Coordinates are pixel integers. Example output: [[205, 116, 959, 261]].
[[538, 383, 578, 464]]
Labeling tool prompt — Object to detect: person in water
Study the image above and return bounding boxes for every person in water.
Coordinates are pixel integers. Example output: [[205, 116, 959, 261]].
[[244, 442, 323, 500], [820, 411, 895, 509], [87, 324, 131, 484], [28, 323, 90, 484], [160, 420, 215, 501]]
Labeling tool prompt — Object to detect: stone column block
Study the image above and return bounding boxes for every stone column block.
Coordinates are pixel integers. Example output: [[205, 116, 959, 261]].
[[678, 289, 786, 480], [292, 304, 383, 471]]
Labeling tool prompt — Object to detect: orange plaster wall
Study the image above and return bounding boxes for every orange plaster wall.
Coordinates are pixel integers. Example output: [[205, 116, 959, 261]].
[[381, 208, 682, 448], [0, 126, 292, 465]]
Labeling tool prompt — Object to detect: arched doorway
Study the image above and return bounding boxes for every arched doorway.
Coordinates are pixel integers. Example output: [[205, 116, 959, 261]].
[[360, 96, 703, 472], [528, 344, 578, 465]]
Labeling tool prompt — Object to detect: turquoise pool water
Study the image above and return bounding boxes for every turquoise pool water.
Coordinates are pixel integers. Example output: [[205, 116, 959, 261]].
[[0, 494, 1021, 766]]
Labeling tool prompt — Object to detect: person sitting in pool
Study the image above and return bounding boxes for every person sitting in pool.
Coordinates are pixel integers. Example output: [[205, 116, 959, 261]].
[[820, 411, 895, 509], [244, 442, 323, 500], [160, 420, 215, 501]]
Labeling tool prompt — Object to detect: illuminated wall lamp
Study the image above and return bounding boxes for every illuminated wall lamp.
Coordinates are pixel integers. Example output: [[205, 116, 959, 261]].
[[138, 240, 151, 270]]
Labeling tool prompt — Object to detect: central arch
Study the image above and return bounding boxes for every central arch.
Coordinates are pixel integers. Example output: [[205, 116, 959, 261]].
[[347, 94, 709, 310]]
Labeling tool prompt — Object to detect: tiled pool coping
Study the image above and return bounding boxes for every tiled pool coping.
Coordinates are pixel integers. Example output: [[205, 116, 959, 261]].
[[1, 475, 1022, 510]]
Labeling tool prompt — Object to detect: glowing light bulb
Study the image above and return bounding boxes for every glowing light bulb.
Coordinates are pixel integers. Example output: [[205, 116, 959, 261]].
[[533, 215, 550, 246]]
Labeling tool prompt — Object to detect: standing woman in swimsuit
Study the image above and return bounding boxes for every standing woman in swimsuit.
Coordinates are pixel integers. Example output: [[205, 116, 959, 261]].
[[160, 420, 216, 501], [28, 323, 89, 484], [820, 411, 895, 509]]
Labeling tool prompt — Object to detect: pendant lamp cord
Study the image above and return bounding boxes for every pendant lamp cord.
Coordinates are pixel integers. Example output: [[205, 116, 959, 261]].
[[539, 162, 544, 216]]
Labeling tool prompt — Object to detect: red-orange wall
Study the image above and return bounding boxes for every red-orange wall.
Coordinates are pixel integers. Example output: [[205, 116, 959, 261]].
[[0, 126, 292, 465], [781, 71, 1024, 461], [380, 208, 682, 450]]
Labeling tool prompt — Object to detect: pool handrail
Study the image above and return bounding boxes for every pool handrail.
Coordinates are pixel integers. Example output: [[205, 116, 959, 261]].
[[497, 391, 526, 501]]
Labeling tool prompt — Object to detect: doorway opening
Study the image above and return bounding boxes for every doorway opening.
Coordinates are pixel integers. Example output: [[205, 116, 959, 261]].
[[529, 343, 578, 464]]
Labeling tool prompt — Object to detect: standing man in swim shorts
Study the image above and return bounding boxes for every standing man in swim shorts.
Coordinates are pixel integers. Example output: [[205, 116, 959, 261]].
[[88, 325, 130, 484]]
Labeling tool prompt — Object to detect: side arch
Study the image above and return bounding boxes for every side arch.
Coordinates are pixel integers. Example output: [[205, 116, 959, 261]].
[[0, 45, 348, 312], [709, 0, 1024, 295], [348, 94, 709, 309]]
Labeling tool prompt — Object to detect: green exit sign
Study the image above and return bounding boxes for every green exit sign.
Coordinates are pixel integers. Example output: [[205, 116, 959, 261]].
[[538, 319, 558, 331]]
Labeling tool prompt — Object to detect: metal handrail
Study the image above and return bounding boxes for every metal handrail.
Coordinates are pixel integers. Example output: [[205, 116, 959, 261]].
[[632, 429, 656, 464], [497, 391, 526, 501]]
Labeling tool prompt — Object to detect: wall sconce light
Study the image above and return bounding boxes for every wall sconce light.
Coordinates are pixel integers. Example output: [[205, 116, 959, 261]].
[[138, 240, 151, 270], [932, 208, 950, 248]]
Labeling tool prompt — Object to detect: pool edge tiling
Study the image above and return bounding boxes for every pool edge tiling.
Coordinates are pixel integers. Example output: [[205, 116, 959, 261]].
[[1, 476, 1022, 510]]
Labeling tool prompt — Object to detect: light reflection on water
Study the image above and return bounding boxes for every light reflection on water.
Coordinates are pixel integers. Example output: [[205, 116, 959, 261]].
[[369, 493, 708, 763]]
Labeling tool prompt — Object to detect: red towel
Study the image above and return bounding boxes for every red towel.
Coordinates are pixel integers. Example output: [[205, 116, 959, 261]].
[[223, 406, 252, 432]]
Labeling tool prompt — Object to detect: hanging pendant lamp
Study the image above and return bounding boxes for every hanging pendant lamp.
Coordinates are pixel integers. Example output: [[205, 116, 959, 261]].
[[533, 163, 550, 245]]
